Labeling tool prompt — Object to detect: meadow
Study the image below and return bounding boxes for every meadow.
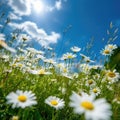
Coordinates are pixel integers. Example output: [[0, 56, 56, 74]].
[[0, 7, 120, 120]]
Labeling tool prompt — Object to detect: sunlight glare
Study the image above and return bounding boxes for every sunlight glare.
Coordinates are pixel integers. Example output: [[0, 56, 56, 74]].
[[32, 0, 45, 14]]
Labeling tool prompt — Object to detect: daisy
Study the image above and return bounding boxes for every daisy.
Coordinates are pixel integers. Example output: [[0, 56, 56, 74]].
[[43, 58, 56, 65], [6, 90, 37, 108], [101, 48, 113, 56], [113, 97, 120, 104], [11, 116, 19, 120], [85, 79, 96, 87], [79, 63, 91, 74], [90, 87, 101, 96], [105, 69, 120, 83], [61, 52, 76, 60], [69, 92, 112, 120], [71, 46, 81, 53], [80, 54, 94, 63], [45, 96, 65, 110], [20, 34, 31, 42], [29, 69, 52, 75], [105, 44, 117, 51]]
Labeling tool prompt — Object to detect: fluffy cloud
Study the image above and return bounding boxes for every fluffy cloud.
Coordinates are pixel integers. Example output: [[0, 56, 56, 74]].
[[8, 0, 31, 16], [55, 0, 62, 10], [9, 21, 60, 46], [8, 0, 63, 17]]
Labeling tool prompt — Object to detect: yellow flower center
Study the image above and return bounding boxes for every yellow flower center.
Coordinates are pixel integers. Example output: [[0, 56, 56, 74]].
[[88, 80, 93, 85], [12, 64, 16, 67], [39, 69, 45, 74], [50, 100, 58, 106], [108, 72, 116, 78], [93, 88, 98, 93], [12, 116, 19, 120], [18, 64, 23, 67], [22, 37, 27, 41], [63, 68, 67, 73], [81, 101, 94, 110], [86, 59, 90, 63], [18, 95, 27, 102], [104, 50, 110, 54], [68, 55, 73, 59], [109, 45, 113, 49]]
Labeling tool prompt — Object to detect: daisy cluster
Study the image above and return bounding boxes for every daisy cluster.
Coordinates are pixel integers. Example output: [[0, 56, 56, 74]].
[[0, 27, 120, 120], [0, 32, 120, 120]]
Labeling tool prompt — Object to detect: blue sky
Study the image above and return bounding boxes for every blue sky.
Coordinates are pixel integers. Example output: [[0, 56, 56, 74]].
[[1, 0, 120, 60]]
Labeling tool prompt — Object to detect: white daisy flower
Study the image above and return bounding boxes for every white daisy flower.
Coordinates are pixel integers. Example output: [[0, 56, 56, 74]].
[[69, 92, 112, 120], [105, 69, 120, 83], [61, 52, 77, 60], [85, 79, 96, 87], [79, 63, 91, 74], [90, 87, 101, 96], [105, 44, 117, 51], [80, 54, 94, 63], [11, 116, 19, 120], [45, 96, 65, 110], [29, 69, 52, 75], [101, 48, 113, 56], [6, 90, 37, 109], [19, 33, 31, 42], [43, 58, 56, 65], [71, 46, 81, 53], [113, 97, 120, 104]]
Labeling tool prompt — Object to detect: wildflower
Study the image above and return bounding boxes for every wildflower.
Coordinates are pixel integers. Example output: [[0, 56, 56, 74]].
[[20, 34, 31, 42], [0, 54, 10, 62], [29, 69, 52, 75], [69, 92, 112, 120], [0, 40, 16, 53], [61, 52, 76, 60], [80, 54, 94, 63], [47, 46, 53, 50], [43, 58, 56, 65], [45, 96, 65, 110], [113, 97, 120, 104], [6, 90, 37, 108], [11, 116, 19, 120], [85, 79, 96, 87], [101, 47, 113, 56], [79, 63, 91, 74], [105, 69, 120, 83], [36, 54, 45, 60], [26, 47, 44, 54], [90, 87, 101, 96], [105, 44, 117, 51], [71, 46, 81, 53]]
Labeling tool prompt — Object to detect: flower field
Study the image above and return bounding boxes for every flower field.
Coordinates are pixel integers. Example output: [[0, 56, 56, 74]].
[[0, 1, 120, 119], [0, 30, 120, 120]]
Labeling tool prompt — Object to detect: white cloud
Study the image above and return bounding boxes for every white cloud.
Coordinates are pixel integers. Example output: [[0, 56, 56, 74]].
[[8, 0, 63, 17], [8, 0, 31, 16], [55, 0, 62, 10], [9, 21, 60, 46]]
